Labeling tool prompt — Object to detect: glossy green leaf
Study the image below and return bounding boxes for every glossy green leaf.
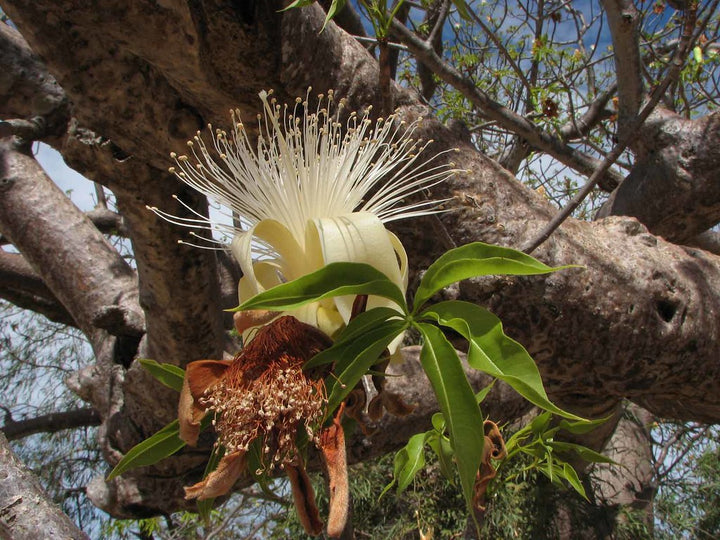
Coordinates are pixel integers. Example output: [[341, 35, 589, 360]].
[[321, 0, 347, 30], [427, 432, 456, 482], [562, 462, 587, 499], [234, 262, 407, 314], [422, 301, 584, 420], [431, 412, 446, 433], [107, 420, 185, 480], [413, 242, 576, 311], [279, 0, 315, 11], [138, 359, 185, 393], [417, 322, 485, 513], [549, 441, 616, 464], [557, 416, 609, 435], [530, 412, 553, 435], [334, 307, 405, 344], [475, 381, 495, 404], [324, 320, 408, 416], [303, 307, 402, 370], [395, 432, 428, 493]]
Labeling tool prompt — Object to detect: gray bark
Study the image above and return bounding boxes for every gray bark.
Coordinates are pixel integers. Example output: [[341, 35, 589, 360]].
[[0, 432, 90, 539], [0, 0, 717, 522]]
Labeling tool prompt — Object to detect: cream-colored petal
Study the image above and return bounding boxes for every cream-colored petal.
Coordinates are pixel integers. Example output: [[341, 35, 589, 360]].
[[308, 212, 406, 323], [253, 219, 309, 279], [231, 230, 258, 297]]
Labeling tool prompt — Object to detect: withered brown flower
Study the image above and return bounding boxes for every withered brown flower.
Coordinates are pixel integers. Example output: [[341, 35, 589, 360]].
[[178, 315, 348, 536]]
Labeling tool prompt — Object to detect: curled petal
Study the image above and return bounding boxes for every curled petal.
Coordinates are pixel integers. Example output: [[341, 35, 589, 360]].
[[320, 406, 350, 539], [483, 420, 507, 461], [308, 212, 405, 324], [184, 450, 246, 500], [286, 461, 323, 537], [178, 359, 231, 445], [473, 421, 507, 511], [233, 309, 278, 334]]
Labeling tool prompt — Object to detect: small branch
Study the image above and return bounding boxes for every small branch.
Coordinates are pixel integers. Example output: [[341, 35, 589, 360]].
[[0, 249, 77, 327], [601, 0, 644, 139], [523, 2, 699, 254], [388, 17, 625, 189], [2, 407, 101, 441], [85, 207, 128, 237], [558, 83, 617, 140], [0, 432, 90, 539], [0, 140, 144, 338]]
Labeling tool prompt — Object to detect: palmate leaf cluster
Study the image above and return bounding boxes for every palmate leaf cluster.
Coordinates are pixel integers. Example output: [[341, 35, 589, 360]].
[[111, 241, 609, 528]]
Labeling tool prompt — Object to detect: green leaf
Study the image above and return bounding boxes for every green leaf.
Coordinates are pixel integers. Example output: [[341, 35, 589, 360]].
[[139, 359, 185, 393], [530, 412, 553, 435], [431, 412, 446, 433], [475, 381, 495, 404], [427, 432, 456, 482], [107, 420, 186, 480], [416, 322, 485, 513], [324, 320, 408, 416], [395, 432, 428, 493], [562, 462, 587, 499], [694, 45, 703, 64], [452, 0, 473, 20], [422, 301, 584, 421], [303, 307, 403, 370], [197, 445, 226, 523], [413, 242, 576, 311], [549, 441, 616, 464], [234, 262, 407, 314], [334, 307, 405, 343], [321, 0, 347, 31], [279, 0, 315, 11], [557, 416, 609, 435]]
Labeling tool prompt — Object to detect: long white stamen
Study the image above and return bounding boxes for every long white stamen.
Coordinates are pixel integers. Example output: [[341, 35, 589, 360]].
[[152, 90, 456, 255]]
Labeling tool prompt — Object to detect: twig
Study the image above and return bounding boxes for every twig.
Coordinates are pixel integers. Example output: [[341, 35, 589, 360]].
[[522, 1, 699, 254], [388, 15, 625, 188]]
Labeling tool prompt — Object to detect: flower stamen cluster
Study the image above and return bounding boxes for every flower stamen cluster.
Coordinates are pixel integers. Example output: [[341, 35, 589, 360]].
[[201, 355, 326, 471]]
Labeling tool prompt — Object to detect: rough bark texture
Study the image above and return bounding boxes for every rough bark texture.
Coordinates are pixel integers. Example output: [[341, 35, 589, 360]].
[[0, 432, 90, 539], [0, 0, 718, 525]]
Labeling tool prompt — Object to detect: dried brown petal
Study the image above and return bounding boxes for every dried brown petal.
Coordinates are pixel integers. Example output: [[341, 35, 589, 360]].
[[233, 309, 278, 334], [320, 406, 349, 539], [286, 461, 323, 536], [483, 420, 507, 461], [381, 390, 415, 417], [178, 359, 232, 445], [184, 450, 246, 500], [473, 421, 507, 511]]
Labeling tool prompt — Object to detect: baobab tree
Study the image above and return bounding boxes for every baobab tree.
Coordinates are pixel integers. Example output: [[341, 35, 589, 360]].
[[1, 0, 719, 537]]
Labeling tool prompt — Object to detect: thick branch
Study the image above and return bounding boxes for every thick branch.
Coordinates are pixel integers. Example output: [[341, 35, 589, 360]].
[[0, 22, 69, 141], [2, 408, 101, 441], [0, 432, 89, 539], [0, 250, 76, 326], [86, 207, 129, 237], [0, 140, 144, 339], [5, 0, 720, 518], [597, 108, 720, 242]]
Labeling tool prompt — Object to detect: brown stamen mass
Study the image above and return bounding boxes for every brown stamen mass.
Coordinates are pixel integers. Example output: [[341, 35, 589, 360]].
[[200, 316, 333, 471]]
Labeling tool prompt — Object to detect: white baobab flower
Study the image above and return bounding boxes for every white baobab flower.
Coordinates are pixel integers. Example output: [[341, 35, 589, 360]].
[[150, 89, 455, 345]]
